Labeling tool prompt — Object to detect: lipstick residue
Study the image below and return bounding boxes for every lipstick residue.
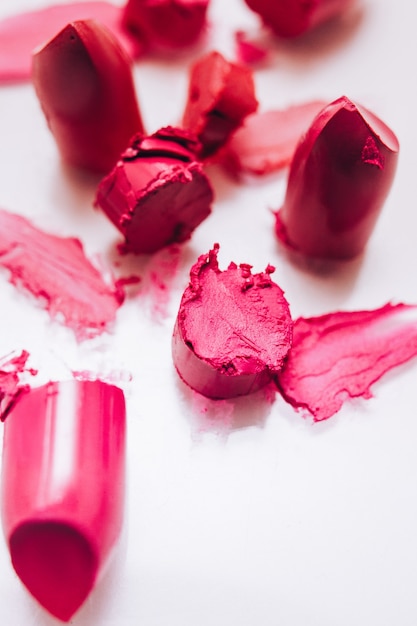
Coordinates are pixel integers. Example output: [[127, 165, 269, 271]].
[[0, 351, 36, 422], [220, 100, 327, 177], [0, 1, 144, 84], [0, 208, 124, 340], [276, 303, 417, 422]]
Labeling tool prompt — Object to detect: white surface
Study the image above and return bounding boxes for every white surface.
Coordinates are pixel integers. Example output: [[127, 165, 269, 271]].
[[1, 0, 417, 624]]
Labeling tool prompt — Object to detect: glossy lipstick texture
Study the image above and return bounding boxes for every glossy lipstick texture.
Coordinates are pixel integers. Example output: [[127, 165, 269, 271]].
[[32, 19, 144, 173], [1, 380, 126, 621], [275, 96, 399, 259]]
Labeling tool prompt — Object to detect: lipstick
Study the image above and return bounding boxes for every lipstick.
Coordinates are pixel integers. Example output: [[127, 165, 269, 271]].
[[172, 245, 293, 399], [275, 96, 399, 260], [182, 51, 259, 158], [95, 127, 214, 254], [1, 379, 126, 621], [32, 19, 144, 173]]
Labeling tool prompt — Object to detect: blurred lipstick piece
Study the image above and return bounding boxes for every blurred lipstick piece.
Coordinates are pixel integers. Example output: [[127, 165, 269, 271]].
[[243, 0, 356, 38], [275, 96, 399, 260], [32, 19, 144, 173], [0, 1, 144, 84], [95, 127, 214, 254], [1, 380, 126, 622], [182, 51, 259, 158], [122, 0, 209, 49]]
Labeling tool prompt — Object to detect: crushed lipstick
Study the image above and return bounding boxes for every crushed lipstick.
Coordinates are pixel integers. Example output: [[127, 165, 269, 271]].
[[182, 50, 259, 159], [1, 379, 126, 621], [122, 0, 209, 50], [172, 244, 293, 399], [275, 96, 399, 260], [32, 18, 144, 174], [95, 127, 214, 254], [0, 208, 123, 340], [0, 351, 36, 422], [276, 303, 417, 421]]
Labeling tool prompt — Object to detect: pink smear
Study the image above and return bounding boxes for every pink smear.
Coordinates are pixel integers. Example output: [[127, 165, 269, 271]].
[[0, 1, 144, 84], [234, 30, 269, 65], [0, 209, 124, 340], [0, 351, 36, 421], [276, 303, 417, 421], [138, 245, 182, 320], [220, 101, 327, 177]]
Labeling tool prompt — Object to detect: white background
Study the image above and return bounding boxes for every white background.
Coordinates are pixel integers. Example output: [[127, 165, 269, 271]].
[[1, 0, 417, 624]]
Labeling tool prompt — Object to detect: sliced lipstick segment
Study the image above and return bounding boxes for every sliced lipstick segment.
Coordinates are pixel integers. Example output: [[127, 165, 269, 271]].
[[172, 244, 293, 399], [0, 208, 123, 340], [276, 303, 417, 421], [0, 1, 143, 84], [95, 127, 214, 254], [32, 19, 144, 173], [275, 96, 399, 260], [182, 51, 259, 158], [1, 379, 126, 621], [220, 100, 326, 177], [122, 0, 209, 49], [243, 0, 355, 38]]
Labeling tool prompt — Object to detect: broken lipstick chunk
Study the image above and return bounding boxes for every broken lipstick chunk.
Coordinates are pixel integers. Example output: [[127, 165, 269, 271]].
[[172, 244, 293, 399], [32, 19, 144, 173], [122, 0, 210, 49], [243, 0, 356, 38], [1, 380, 126, 622], [95, 127, 214, 254], [275, 96, 399, 260], [182, 51, 259, 158]]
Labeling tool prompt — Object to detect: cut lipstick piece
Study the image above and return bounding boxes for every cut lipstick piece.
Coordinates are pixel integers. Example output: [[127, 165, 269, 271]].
[[243, 0, 355, 38], [0, 208, 123, 340], [172, 244, 293, 399], [0, 1, 143, 84], [276, 303, 417, 421], [122, 0, 209, 49], [220, 100, 327, 177], [95, 127, 214, 254], [1, 379, 126, 621], [32, 19, 144, 173], [182, 51, 259, 159], [275, 96, 399, 260]]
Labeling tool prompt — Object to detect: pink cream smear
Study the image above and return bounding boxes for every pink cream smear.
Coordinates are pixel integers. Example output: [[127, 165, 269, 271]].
[[0, 208, 123, 339], [0, 1, 143, 84], [276, 303, 417, 421]]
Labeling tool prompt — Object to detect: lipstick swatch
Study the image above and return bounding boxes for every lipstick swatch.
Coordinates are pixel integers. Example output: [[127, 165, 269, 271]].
[[95, 127, 214, 254], [32, 19, 144, 174], [220, 100, 327, 177], [276, 96, 399, 259], [0, 1, 143, 84], [243, 0, 355, 38], [172, 245, 293, 399], [276, 303, 417, 421], [1, 379, 126, 621], [182, 51, 259, 158], [0, 208, 123, 339], [122, 0, 209, 49]]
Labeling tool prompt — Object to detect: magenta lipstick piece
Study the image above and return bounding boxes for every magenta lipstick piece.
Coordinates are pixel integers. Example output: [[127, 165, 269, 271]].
[[122, 0, 210, 49], [243, 0, 356, 38], [182, 51, 259, 158], [275, 96, 399, 260], [1, 380, 126, 621], [95, 127, 214, 254], [32, 19, 144, 173], [172, 244, 293, 399]]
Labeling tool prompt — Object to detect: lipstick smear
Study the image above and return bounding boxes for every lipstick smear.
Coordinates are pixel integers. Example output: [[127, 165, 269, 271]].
[[276, 303, 417, 422], [0, 1, 143, 84], [0, 351, 36, 422], [0, 209, 124, 340], [138, 245, 182, 321]]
